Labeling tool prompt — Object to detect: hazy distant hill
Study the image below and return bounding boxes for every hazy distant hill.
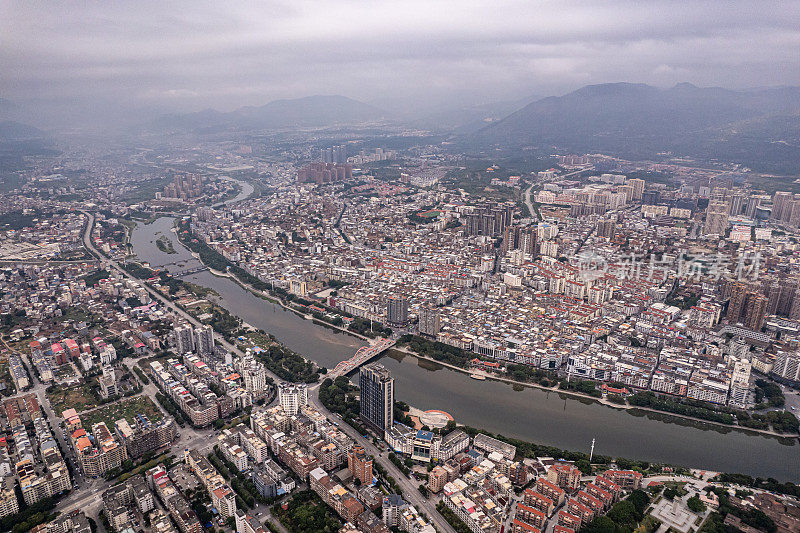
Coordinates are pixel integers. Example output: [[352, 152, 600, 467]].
[[470, 83, 800, 172], [152, 95, 385, 132], [408, 97, 536, 134], [0, 120, 44, 140]]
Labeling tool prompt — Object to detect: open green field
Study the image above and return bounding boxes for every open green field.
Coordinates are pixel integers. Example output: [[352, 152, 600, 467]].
[[47, 383, 99, 415], [81, 396, 163, 430]]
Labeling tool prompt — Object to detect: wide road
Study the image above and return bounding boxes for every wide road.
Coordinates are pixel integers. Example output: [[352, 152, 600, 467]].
[[82, 211, 456, 532], [307, 383, 457, 533], [82, 211, 247, 360]]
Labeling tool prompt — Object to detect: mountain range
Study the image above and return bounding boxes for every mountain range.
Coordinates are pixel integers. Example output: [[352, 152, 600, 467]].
[[468, 83, 800, 172], [0, 120, 44, 140], [150, 95, 385, 132]]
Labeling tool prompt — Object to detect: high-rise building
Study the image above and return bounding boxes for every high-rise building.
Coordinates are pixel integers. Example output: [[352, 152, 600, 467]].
[[704, 200, 729, 236], [771, 351, 800, 383], [278, 383, 308, 415], [627, 178, 645, 202], [742, 293, 768, 331], [745, 196, 762, 218], [463, 202, 515, 237], [359, 364, 394, 436], [418, 306, 440, 337], [726, 282, 749, 323], [386, 296, 409, 327], [729, 358, 752, 409], [174, 324, 194, 355], [727, 283, 768, 331], [771, 191, 793, 221], [347, 445, 373, 485], [194, 325, 214, 357], [596, 219, 616, 239], [729, 192, 748, 216]]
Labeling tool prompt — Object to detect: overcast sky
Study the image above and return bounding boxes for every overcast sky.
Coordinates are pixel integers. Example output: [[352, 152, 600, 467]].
[[2, 0, 799, 117]]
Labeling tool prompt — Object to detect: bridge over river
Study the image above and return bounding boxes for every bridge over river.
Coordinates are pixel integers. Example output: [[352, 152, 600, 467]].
[[331, 337, 396, 377]]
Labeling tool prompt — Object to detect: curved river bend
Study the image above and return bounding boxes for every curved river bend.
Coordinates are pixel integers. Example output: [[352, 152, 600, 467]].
[[131, 216, 800, 481]]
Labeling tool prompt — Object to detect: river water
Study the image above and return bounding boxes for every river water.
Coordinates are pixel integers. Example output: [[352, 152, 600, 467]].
[[130, 215, 800, 480]]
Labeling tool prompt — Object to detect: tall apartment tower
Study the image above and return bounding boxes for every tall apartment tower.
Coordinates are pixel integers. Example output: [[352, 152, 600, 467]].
[[278, 383, 308, 415], [771, 351, 800, 382], [418, 306, 440, 337], [743, 293, 768, 331], [771, 191, 793, 221], [727, 283, 768, 331], [596, 219, 616, 239], [726, 282, 750, 323], [174, 325, 194, 355], [194, 325, 214, 358], [386, 296, 409, 327], [359, 363, 394, 437], [627, 178, 645, 202]]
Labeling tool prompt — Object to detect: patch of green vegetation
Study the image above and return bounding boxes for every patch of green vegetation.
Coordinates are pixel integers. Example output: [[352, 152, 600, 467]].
[[155, 235, 177, 254], [0, 495, 60, 533], [272, 490, 342, 533], [81, 268, 111, 287], [582, 490, 650, 533], [245, 339, 319, 383], [47, 383, 100, 415], [80, 395, 163, 430]]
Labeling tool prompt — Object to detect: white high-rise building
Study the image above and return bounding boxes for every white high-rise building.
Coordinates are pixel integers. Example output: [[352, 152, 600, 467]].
[[771, 351, 800, 382], [278, 383, 308, 415], [728, 358, 752, 409], [418, 306, 440, 337], [237, 356, 268, 397]]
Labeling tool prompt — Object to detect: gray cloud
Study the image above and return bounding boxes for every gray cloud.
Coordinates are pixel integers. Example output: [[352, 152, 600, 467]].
[[1, 0, 799, 120]]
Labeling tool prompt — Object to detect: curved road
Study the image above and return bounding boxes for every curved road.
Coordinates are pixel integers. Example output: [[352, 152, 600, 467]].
[[82, 211, 456, 533]]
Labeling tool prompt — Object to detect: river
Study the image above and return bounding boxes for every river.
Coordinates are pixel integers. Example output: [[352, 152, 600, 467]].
[[130, 215, 800, 481]]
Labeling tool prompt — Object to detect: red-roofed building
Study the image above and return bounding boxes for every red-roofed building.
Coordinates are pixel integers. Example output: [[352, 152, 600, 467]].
[[516, 503, 547, 529], [557, 510, 582, 531], [594, 476, 622, 500], [567, 499, 595, 524], [600, 470, 642, 490], [523, 489, 555, 516], [513, 519, 541, 533], [535, 478, 566, 506], [547, 463, 581, 492]]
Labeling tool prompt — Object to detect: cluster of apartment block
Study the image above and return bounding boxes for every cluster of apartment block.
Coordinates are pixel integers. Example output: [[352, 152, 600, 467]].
[[0, 403, 71, 515], [147, 464, 202, 533], [250, 403, 354, 483], [149, 359, 232, 427], [102, 475, 159, 532], [441, 458, 511, 533], [113, 413, 178, 458], [551, 470, 638, 533], [184, 449, 237, 519], [67, 414, 127, 478]]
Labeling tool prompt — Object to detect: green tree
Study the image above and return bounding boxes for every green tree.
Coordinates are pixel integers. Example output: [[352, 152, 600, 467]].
[[687, 495, 706, 513], [583, 516, 616, 533]]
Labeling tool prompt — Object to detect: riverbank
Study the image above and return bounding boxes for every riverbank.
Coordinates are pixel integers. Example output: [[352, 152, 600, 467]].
[[174, 228, 373, 343], [390, 346, 798, 441], [129, 215, 800, 480], [177, 218, 797, 440]]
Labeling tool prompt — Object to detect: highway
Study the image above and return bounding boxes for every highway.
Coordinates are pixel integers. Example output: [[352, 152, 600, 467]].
[[81, 210, 457, 532]]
